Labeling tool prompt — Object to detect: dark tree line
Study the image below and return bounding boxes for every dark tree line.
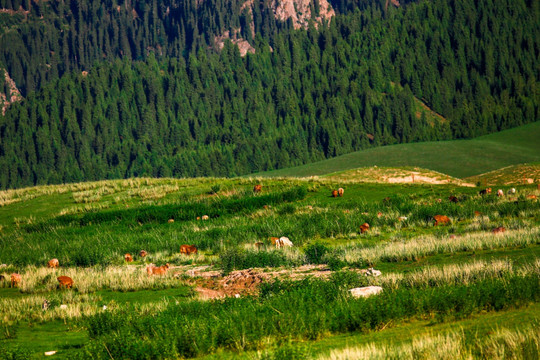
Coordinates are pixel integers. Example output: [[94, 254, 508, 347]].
[[0, 0, 538, 189]]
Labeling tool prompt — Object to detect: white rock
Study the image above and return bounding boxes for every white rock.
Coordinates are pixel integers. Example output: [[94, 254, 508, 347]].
[[44, 351, 57, 356], [349, 286, 383, 298], [234, 294, 241, 298], [59, 304, 68, 309], [102, 305, 107, 310]]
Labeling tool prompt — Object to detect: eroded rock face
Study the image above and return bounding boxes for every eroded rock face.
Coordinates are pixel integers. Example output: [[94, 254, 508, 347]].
[[272, 0, 335, 30], [214, 0, 335, 56], [1, 69, 22, 115]]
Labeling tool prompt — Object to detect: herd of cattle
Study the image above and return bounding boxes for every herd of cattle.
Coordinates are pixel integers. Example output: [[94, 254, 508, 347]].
[[2, 183, 537, 290]]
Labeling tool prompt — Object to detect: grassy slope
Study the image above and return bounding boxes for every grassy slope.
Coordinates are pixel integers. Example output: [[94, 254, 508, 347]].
[[465, 163, 540, 185], [254, 121, 540, 179]]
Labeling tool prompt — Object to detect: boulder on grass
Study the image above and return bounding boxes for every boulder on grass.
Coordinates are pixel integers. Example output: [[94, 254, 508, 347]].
[[349, 286, 383, 298]]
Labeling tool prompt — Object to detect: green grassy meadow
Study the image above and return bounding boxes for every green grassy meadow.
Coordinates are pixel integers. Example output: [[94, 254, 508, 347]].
[[254, 121, 540, 178], [0, 167, 539, 358]]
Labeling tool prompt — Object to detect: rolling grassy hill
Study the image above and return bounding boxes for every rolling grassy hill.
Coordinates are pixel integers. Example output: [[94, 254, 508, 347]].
[[254, 122, 540, 179], [465, 163, 540, 186]]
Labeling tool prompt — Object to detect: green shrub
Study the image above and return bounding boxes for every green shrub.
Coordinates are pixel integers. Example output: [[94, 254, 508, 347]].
[[304, 242, 329, 264]]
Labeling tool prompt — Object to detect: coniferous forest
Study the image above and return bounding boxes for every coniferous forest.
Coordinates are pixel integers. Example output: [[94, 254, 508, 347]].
[[0, 0, 538, 189]]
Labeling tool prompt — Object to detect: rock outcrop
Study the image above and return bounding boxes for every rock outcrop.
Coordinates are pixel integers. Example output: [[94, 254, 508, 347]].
[[0, 69, 22, 115]]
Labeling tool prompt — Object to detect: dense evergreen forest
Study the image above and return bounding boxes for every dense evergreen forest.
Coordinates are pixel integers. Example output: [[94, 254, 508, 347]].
[[0, 0, 538, 189]]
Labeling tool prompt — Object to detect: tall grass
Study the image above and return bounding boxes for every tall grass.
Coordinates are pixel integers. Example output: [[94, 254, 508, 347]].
[[77, 273, 539, 359], [319, 325, 540, 360]]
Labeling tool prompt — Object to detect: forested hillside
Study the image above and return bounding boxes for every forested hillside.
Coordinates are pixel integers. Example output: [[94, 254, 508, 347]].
[[0, 0, 538, 189]]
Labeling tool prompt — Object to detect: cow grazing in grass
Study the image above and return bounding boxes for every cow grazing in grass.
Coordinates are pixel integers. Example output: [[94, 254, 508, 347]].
[[47, 258, 59, 268], [275, 237, 293, 248], [57, 276, 74, 289], [147, 263, 170, 276], [168, 219, 174, 223], [202, 215, 209, 220], [526, 194, 537, 200], [508, 188, 516, 195], [139, 250, 148, 257], [492, 226, 506, 234], [360, 223, 370, 234], [124, 253, 133, 262], [10, 273, 21, 288], [332, 190, 338, 197], [434, 215, 450, 226], [338, 188, 344, 197], [253, 184, 262, 193], [479, 188, 492, 195], [180, 244, 198, 255], [269, 237, 280, 246], [497, 189, 504, 197], [448, 195, 459, 203], [474, 211, 482, 217]]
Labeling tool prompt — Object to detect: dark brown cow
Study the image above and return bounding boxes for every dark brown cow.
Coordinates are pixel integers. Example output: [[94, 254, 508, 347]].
[[479, 188, 492, 195], [253, 184, 262, 193], [10, 273, 21, 288], [57, 276, 74, 289], [434, 215, 450, 226], [448, 195, 459, 203], [180, 245, 198, 255], [360, 223, 370, 234], [47, 258, 59, 268], [124, 253, 133, 262], [492, 226, 506, 234], [332, 190, 338, 198]]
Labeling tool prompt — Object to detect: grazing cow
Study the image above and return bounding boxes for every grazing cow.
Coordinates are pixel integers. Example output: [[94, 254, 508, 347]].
[[448, 195, 459, 203], [180, 244, 198, 255], [139, 250, 148, 258], [449, 234, 457, 239], [434, 215, 450, 226], [196, 216, 201, 220], [263, 205, 270, 209], [474, 211, 482, 217], [492, 226, 506, 234], [168, 219, 174, 223], [377, 212, 383, 218], [497, 189, 504, 197], [147, 263, 170, 276], [254, 242, 264, 249], [269, 237, 280, 246], [124, 253, 133, 262], [479, 188, 492, 195], [57, 276, 74, 289], [360, 223, 370, 234], [332, 190, 339, 198], [275, 237, 293, 248], [253, 184, 262, 193], [10, 273, 21, 288], [47, 258, 59, 268], [398, 216, 408, 221], [526, 194, 537, 200], [202, 215, 209, 220], [338, 188, 344, 197], [508, 188, 516, 195]]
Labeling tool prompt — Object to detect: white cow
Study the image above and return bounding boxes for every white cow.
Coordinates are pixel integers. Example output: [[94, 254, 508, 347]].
[[349, 286, 383, 298]]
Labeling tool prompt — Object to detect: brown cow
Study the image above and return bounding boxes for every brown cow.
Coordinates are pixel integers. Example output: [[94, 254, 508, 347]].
[[47, 258, 59, 268], [360, 223, 370, 234], [332, 190, 338, 198], [139, 250, 148, 258], [496, 189, 504, 197], [526, 194, 537, 200], [124, 253, 133, 262], [254, 242, 264, 249], [269, 237, 280, 246], [448, 195, 459, 203], [479, 188, 492, 195], [201, 215, 209, 220], [474, 211, 482, 217], [434, 215, 450, 226], [10, 273, 21, 288], [492, 226, 506, 234], [57, 276, 74, 289], [253, 184, 262, 193], [180, 245, 198, 255], [338, 188, 344, 197], [168, 219, 175, 223], [147, 263, 170, 276]]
